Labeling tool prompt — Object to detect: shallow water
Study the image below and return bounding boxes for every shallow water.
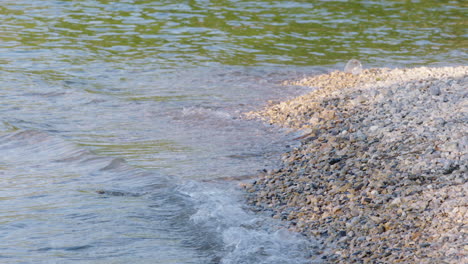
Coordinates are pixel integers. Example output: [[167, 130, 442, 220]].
[[0, 0, 466, 263]]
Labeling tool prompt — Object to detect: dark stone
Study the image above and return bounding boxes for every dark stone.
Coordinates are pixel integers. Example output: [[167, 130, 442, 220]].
[[320, 230, 329, 237], [354, 183, 365, 191], [329, 157, 342, 165], [442, 164, 459, 175]]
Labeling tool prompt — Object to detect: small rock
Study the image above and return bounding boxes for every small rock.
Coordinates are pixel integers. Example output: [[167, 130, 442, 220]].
[[430, 86, 441, 96]]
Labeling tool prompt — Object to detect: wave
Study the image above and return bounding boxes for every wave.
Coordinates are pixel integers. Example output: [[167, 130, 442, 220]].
[[0, 129, 319, 263], [179, 181, 321, 264]]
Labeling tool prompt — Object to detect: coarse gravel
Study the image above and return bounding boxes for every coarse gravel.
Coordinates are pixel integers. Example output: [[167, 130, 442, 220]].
[[243, 66, 467, 263]]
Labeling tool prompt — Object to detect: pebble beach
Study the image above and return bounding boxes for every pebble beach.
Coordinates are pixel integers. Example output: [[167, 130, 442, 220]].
[[243, 66, 467, 263]]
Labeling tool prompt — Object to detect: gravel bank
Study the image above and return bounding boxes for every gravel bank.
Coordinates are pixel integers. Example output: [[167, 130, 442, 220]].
[[243, 66, 467, 263]]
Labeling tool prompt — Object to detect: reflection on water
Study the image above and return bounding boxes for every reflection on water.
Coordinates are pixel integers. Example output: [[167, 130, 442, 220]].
[[0, 0, 466, 263], [1, 65, 312, 178], [0, 0, 466, 73]]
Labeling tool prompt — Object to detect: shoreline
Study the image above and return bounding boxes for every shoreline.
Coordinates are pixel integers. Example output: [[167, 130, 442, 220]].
[[243, 65, 467, 263]]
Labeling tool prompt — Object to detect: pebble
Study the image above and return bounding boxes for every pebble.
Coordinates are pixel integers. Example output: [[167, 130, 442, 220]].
[[243, 66, 468, 263], [430, 85, 442, 96]]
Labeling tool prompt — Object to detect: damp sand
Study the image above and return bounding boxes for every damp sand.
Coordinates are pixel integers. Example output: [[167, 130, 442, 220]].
[[243, 65, 467, 263]]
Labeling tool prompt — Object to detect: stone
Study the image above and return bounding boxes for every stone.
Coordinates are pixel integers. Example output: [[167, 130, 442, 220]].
[[243, 65, 468, 264], [430, 86, 441, 96]]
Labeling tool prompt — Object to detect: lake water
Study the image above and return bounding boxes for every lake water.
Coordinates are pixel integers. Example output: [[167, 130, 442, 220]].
[[0, 1, 466, 263]]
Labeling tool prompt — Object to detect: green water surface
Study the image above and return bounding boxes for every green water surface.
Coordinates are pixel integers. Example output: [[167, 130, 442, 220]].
[[1, 0, 466, 73]]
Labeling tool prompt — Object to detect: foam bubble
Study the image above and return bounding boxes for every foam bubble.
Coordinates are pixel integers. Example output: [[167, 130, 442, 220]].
[[344, 59, 363, 75]]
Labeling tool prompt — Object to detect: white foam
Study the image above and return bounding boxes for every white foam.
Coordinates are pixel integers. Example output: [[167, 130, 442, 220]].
[[178, 181, 321, 264], [181, 106, 233, 121]]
